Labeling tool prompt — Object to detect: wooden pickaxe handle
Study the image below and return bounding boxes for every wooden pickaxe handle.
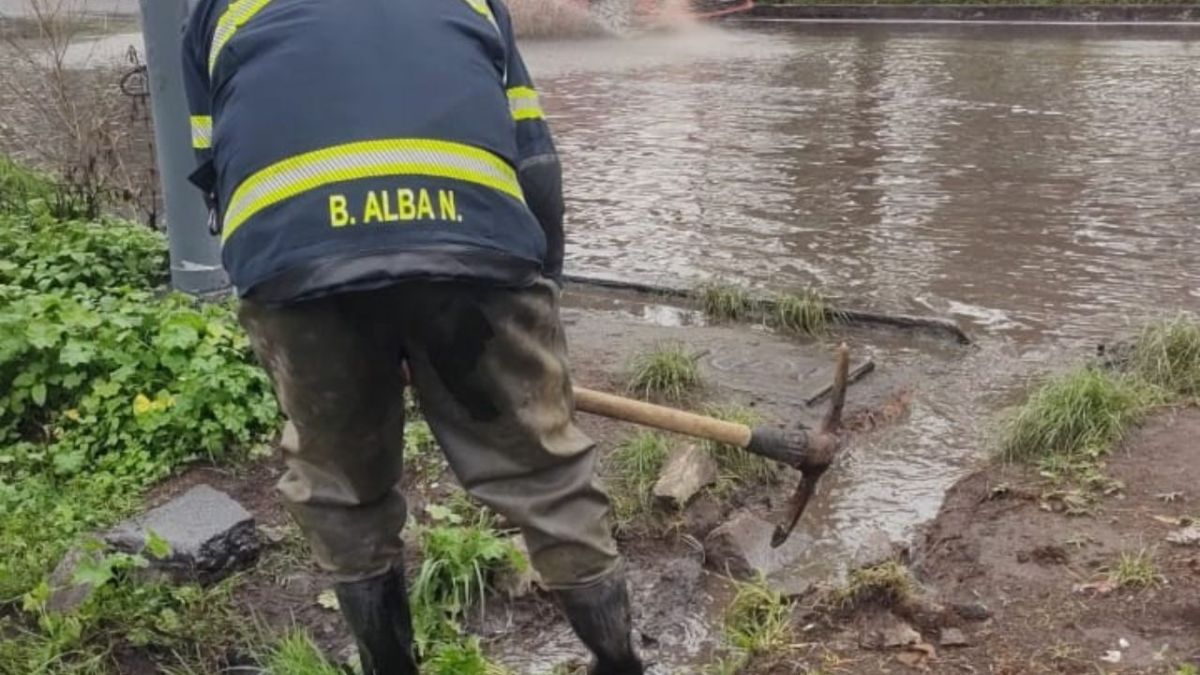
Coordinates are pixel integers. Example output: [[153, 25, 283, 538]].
[[572, 387, 753, 448]]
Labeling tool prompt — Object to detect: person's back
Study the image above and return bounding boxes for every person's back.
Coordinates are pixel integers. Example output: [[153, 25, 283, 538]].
[[183, 0, 559, 302], [181, 0, 642, 672]]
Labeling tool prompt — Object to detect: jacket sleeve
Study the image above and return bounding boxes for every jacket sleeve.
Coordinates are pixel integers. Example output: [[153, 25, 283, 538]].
[[180, 0, 219, 226], [496, 2, 566, 280]]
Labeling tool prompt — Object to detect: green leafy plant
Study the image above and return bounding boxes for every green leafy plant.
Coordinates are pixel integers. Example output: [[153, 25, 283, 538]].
[[627, 341, 703, 402], [0, 212, 166, 296], [409, 517, 523, 650]]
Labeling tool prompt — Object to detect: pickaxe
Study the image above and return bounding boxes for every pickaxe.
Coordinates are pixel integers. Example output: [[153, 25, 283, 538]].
[[574, 344, 850, 547]]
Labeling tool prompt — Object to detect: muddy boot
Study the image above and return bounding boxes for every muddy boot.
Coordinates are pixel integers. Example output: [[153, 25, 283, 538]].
[[334, 566, 418, 675], [554, 570, 645, 675]]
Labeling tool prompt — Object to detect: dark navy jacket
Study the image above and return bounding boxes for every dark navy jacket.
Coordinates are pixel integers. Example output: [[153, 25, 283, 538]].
[[181, 0, 564, 302]]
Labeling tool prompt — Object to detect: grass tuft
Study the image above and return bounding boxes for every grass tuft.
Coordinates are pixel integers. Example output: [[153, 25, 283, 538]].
[[698, 281, 759, 322], [702, 405, 775, 490], [832, 560, 914, 609], [1107, 548, 1163, 589], [263, 631, 342, 675], [697, 282, 838, 337], [723, 576, 793, 657], [998, 366, 1153, 465], [1130, 313, 1200, 397], [627, 341, 703, 402], [770, 290, 836, 336], [607, 432, 671, 525]]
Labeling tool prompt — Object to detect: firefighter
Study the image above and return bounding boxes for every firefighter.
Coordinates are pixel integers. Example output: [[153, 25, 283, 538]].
[[181, 0, 643, 671]]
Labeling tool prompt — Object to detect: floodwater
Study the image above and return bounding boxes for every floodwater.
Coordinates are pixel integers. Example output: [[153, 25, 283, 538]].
[[524, 23, 1200, 346]]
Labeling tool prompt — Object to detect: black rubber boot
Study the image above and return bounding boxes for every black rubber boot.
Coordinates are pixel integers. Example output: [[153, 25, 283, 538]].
[[333, 566, 418, 675], [553, 569, 645, 675]]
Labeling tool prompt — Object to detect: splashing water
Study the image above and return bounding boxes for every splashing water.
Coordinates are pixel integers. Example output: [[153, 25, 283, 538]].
[[508, 0, 703, 38]]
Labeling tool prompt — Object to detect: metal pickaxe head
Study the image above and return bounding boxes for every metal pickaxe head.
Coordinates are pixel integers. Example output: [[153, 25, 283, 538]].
[[750, 344, 850, 548]]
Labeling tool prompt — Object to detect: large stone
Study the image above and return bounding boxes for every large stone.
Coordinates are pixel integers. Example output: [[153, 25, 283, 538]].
[[858, 611, 921, 650], [104, 484, 259, 582], [653, 444, 718, 508], [46, 545, 101, 614], [704, 512, 780, 580]]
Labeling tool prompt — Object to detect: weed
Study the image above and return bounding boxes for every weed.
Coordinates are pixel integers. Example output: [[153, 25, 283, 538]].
[[409, 519, 522, 649], [425, 637, 513, 675], [698, 281, 759, 322], [607, 432, 671, 525], [701, 405, 775, 491], [723, 576, 793, 657], [406, 419, 446, 479], [1176, 664, 1199, 675], [998, 366, 1152, 465], [263, 631, 342, 675], [832, 560, 914, 609], [627, 341, 703, 402], [1, 563, 253, 674], [1107, 549, 1163, 589], [769, 290, 835, 336], [1130, 313, 1200, 397]]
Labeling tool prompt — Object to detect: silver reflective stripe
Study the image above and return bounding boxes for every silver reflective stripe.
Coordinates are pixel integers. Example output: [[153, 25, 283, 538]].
[[507, 87, 544, 121], [222, 138, 524, 242], [208, 0, 273, 76], [190, 115, 212, 149]]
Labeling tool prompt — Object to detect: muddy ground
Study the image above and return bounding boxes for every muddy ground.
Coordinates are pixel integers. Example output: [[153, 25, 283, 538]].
[[771, 409, 1200, 675], [128, 288, 1200, 674]]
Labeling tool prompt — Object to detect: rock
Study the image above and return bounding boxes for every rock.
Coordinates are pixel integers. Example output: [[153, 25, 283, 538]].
[[703, 512, 780, 580], [653, 444, 718, 508], [859, 611, 921, 650], [46, 545, 101, 614], [683, 492, 725, 539], [495, 535, 543, 599], [852, 529, 903, 570], [1167, 525, 1200, 547], [951, 601, 992, 622], [104, 484, 259, 583], [939, 627, 969, 647]]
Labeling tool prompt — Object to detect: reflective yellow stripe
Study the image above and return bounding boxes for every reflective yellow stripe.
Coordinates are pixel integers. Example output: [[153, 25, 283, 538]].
[[461, 0, 500, 35], [208, 0, 273, 76], [190, 115, 213, 149], [222, 139, 524, 242], [507, 86, 545, 122]]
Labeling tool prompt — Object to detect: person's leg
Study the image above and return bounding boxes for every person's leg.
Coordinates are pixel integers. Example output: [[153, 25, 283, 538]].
[[399, 280, 643, 675], [239, 294, 416, 675]]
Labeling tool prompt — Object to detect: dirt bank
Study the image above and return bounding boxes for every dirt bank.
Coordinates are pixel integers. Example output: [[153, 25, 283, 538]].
[[787, 409, 1200, 674]]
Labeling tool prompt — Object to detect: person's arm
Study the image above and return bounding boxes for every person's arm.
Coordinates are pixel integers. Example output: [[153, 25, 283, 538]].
[[496, 3, 565, 281], [180, 0, 219, 233]]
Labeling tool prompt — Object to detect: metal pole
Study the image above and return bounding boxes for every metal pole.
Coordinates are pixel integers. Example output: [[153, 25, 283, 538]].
[[137, 0, 229, 296]]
